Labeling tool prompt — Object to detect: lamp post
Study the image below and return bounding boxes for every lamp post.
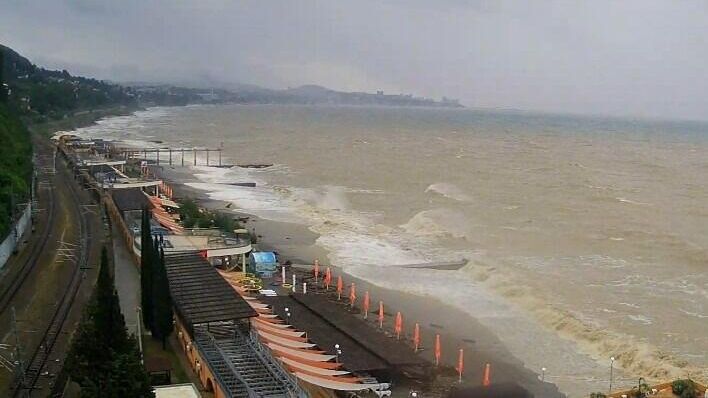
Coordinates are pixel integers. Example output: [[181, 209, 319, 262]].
[[334, 344, 342, 363], [609, 356, 615, 394], [541, 367, 546, 383], [410, 391, 419, 398], [284, 307, 291, 324]]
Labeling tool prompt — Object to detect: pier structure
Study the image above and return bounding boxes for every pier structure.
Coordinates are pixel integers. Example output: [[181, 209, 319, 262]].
[[110, 146, 224, 167]]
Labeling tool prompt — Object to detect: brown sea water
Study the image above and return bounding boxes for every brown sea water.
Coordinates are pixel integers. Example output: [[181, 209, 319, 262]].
[[75, 104, 708, 396]]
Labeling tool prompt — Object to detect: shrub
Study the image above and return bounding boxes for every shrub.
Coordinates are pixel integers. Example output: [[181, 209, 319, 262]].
[[672, 379, 696, 398]]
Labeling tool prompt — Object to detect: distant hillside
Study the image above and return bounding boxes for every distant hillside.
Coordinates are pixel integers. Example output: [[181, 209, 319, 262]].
[[0, 44, 209, 123], [0, 44, 139, 122], [214, 84, 462, 108]]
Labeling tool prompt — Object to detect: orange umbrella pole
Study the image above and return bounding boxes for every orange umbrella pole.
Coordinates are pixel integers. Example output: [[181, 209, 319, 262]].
[[457, 348, 464, 383], [434, 334, 441, 366], [324, 267, 331, 290], [363, 291, 370, 319], [394, 311, 403, 340], [337, 275, 343, 300], [483, 363, 491, 387], [378, 301, 384, 328], [413, 323, 420, 352], [349, 283, 356, 308]]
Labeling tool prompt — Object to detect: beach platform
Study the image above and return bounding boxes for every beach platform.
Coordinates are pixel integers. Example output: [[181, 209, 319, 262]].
[[259, 288, 430, 380], [293, 293, 428, 369], [259, 294, 389, 373]]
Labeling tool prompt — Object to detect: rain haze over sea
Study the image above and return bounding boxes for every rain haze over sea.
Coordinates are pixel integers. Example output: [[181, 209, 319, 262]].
[[75, 104, 708, 396]]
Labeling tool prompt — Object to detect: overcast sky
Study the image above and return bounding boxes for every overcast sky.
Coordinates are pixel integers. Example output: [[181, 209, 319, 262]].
[[2, 1, 707, 120]]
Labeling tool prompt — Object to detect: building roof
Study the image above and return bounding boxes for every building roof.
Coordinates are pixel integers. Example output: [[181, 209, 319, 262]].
[[112, 188, 151, 212], [164, 253, 257, 330], [153, 383, 201, 398]]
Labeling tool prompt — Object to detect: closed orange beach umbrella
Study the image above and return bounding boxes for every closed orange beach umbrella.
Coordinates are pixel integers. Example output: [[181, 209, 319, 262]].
[[363, 291, 370, 319], [337, 275, 343, 300], [378, 301, 384, 328], [413, 323, 420, 352], [314, 259, 319, 282], [349, 283, 356, 308], [483, 363, 491, 387], [394, 311, 403, 340], [324, 267, 331, 290], [457, 348, 464, 383], [434, 334, 441, 366]]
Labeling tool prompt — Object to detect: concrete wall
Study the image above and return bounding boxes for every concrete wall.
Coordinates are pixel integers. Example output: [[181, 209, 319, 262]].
[[0, 203, 32, 271]]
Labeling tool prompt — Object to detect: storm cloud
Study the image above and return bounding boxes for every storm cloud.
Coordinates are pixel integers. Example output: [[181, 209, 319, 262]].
[[2, 1, 707, 120]]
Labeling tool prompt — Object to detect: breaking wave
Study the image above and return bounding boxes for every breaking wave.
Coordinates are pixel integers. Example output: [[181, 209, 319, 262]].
[[459, 261, 706, 383], [399, 208, 470, 239], [425, 182, 472, 202]]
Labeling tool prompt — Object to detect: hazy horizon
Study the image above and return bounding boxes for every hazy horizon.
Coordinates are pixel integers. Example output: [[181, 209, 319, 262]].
[[2, 1, 708, 121]]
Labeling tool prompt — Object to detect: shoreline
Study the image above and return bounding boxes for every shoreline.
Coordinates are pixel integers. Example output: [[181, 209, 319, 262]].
[[155, 163, 564, 397]]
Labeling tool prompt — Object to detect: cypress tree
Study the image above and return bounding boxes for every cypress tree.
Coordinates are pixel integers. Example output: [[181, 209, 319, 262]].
[[105, 338, 154, 398], [66, 246, 154, 397], [151, 240, 173, 348], [94, 247, 129, 353], [140, 208, 153, 329]]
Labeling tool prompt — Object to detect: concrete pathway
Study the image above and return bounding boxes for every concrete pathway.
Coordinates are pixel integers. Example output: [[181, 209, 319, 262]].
[[111, 226, 141, 336]]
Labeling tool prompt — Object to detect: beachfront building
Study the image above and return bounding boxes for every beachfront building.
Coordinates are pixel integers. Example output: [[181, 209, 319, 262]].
[[165, 252, 306, 398]]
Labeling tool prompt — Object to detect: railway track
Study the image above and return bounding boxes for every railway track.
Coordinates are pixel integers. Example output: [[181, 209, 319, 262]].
[[11, 147, 96, 397], [0, 148, 57, 316]]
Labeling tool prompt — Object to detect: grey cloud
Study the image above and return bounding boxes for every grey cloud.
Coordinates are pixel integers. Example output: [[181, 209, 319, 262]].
[[1, 0, 707, 120]]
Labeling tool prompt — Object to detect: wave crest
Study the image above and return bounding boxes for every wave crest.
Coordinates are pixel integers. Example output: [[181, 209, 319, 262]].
[[425, 182, 472, 201]]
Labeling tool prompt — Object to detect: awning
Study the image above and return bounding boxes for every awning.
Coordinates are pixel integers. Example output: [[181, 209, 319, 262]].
[[257, 330, 316, 349], [294, 372, 388, 392]]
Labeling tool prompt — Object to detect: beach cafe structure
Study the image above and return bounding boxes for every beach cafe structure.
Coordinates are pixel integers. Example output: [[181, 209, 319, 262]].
[[166, 253, 392, 398]]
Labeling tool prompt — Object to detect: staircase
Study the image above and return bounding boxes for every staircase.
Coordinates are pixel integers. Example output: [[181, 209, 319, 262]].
[[194, 323, 300, 398]]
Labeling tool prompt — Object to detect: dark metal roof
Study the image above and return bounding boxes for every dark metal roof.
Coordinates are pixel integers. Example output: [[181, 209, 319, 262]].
[[165, 253, 257, 329], [111, 188, 150, 212]]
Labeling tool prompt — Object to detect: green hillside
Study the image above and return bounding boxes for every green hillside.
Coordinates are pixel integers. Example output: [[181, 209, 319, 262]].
[[0, 103, 32, 237], [1, 44, 137, 123]]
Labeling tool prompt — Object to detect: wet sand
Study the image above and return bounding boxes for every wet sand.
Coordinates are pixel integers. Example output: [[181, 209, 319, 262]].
[[156, 164, 564, 397]]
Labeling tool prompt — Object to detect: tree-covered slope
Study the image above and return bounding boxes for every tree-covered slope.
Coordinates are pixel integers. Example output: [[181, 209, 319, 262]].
[[1, 44, 137, 122], [0, 103, 32, 237]]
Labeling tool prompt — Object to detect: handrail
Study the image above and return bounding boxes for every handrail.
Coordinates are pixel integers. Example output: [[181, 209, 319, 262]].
[[192, 334, 235, 398], [247, 328, 308, 398]]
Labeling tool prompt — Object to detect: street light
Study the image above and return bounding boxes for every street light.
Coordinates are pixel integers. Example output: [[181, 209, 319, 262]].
[[541, 367, 546, 383], [609, 356, 615, 394], [410, 391, 419, 398], [284, 307, 291, 323]]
